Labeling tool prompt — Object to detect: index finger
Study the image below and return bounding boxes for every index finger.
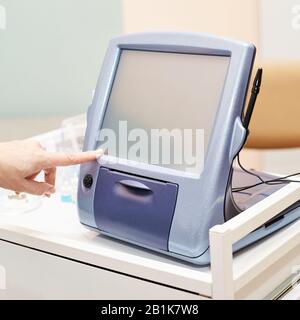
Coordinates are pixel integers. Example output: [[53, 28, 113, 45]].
[[43, 149, 103, 167]]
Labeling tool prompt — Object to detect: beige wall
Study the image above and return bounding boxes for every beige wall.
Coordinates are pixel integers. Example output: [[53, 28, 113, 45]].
[[123, 0, 259, 46]]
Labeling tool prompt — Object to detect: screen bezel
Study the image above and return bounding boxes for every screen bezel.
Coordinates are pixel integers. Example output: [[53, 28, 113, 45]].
[[93, 42, 233, 181], [98, 48, 231, 176]]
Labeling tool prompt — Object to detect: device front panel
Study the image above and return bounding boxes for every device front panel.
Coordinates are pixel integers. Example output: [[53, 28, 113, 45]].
[[92, 45, 231, 252], [78, 33, 254, 261]]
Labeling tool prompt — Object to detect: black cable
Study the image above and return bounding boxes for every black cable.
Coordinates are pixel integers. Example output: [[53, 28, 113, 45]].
[[236, 154, 265, 183], [232, 156, 300, 193], [232, 180, 265, 193]]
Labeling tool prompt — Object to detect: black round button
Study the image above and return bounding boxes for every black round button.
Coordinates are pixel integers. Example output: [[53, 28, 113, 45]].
[[83, 174, 93, 189]]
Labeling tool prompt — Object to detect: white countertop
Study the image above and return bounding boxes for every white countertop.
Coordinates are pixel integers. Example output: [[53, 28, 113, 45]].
[[0, 188, 300, 298], [0, 193, 212, 296]]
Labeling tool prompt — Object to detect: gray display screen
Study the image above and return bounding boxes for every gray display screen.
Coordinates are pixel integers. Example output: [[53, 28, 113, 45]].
[[98, 49, 230, 174]]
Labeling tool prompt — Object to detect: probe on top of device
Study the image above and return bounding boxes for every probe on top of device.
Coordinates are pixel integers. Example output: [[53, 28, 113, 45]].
[[243, 68, 263, 130]]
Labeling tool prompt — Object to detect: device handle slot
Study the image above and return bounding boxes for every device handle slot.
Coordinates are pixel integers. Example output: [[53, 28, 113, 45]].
[[118, 179, 152, 192]]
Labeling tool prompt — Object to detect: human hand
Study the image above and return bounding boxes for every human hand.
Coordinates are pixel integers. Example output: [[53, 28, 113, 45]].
[[0, 139, 103, 196]]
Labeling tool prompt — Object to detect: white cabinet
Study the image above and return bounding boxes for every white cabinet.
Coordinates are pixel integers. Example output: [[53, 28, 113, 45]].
[[0, 240, 200, 300]]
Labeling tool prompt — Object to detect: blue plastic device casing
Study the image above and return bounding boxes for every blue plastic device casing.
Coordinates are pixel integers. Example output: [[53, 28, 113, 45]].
[[77, 32, 256, 265]]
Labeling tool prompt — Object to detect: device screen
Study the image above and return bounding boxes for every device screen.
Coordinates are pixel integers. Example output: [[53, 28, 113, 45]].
[[98, 49, 230, 174]]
